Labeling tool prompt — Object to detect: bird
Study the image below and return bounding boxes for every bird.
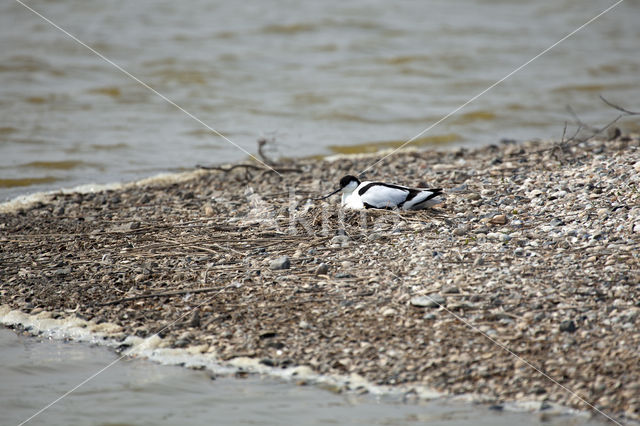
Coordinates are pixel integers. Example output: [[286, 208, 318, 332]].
[[317, 175, 443, 210]]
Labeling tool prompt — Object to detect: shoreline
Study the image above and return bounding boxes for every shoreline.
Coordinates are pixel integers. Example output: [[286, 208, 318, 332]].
[[0, 305, 593, 422], [1, 137, 639, 423]]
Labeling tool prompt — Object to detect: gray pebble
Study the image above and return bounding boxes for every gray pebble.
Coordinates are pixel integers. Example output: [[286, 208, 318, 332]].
[[449, 184, 468, 193], [269, 256, 291, 270], [559, 320, 577, 333], [411, 294, 445, 308], [54, 268, 71, 276], [335, 272, 354, 279], [315, 263, 329, 275], [453, 227, 466, 236], [550, 218, 564, 227]]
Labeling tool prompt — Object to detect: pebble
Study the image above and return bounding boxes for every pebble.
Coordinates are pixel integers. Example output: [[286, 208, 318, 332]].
[[559, 320, 577, 333], [334, 272, 354, 279], [269, 256, 291, 270], [410, 294, 445, 308], [453, 227, 466, 236], [315, 263, 329, 276], [488, 214, 508, 225], [54, 268, 71, 276], [367, 232, 384, 241], [381, 308, 397, 317], [189, 309, 201, 328], [487, 232, 510, 242], [331, 235, 350, 246]]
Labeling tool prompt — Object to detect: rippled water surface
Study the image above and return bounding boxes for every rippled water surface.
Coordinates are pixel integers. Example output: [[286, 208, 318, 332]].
[[1, 328, 607, 426], [1, 0, 639, 200]]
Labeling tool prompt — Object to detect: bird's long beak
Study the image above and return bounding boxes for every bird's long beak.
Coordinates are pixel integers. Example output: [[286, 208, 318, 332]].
[[315, 187, 342, 201]]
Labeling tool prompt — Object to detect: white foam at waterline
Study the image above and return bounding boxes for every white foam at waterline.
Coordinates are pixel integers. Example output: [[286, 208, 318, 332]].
[[0, 304, 599, 421], [0, 305, 427, 399]]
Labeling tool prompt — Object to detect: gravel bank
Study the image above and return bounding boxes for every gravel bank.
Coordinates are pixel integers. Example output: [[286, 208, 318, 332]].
[[1, 137, 639, 423]]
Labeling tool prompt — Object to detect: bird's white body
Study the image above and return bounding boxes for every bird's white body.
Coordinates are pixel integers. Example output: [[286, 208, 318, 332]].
[[340, 179, 443, 210]]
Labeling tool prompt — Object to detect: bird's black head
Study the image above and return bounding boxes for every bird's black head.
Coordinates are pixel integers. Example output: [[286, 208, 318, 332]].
[[339, 175, 360, 188], [315, 175, 361, 201]]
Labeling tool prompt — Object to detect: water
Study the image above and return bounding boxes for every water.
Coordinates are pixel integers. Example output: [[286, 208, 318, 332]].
[[1, 0, 640, 200], [1, 328, 606, 426]]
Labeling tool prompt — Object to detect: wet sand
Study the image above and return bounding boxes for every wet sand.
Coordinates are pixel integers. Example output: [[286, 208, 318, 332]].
[[1, 136, 639, 424]]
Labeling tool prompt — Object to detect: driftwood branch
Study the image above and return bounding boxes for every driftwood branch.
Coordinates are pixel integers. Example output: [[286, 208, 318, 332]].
[[95, 285, 226, 306], [195, 163, 302, 173], [257, 137, 278, 166], [599, 95, 640, 115], [196, 138, 301, 174]]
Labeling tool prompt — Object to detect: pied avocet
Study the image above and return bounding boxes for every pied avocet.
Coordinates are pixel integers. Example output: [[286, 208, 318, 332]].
[[318, 175, 443, 210]]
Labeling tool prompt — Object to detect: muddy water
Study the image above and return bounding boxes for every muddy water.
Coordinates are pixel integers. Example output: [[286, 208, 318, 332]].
[[1, 328, 606, 426], [1, 0, 640, 200]]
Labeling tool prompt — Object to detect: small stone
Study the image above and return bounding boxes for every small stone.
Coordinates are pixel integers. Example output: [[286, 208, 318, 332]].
[[487, 232, 510, 242], [128, 221, 141, 230], [410, 296, 431, 307], [550, 218, 564, 227], [423, 313, 437, 320], [260, 358, 276, 367], [442, 286, 460, 294], [54, 268, 71, 276], [381, 308, 396, 317], [334, 272, 354, 279], [449, 183, 468, 193], [411, 294, 445, 308], [189, 309, 201, 328], [269, 256, 290, 270], [468, 193, 481, 201], [315, 263, 329, 276], [488, 214, 507, 225], [453, 227, 466, 236], [367, 232, 384, 241], [174, 339, 189, 348], [331, 235, 350, 246], [559, 320, 576, 333]]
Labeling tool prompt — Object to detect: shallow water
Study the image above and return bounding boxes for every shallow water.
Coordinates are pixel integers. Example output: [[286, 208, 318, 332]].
[[1, 0, 640, 200], [1, 328, 606, 426]]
